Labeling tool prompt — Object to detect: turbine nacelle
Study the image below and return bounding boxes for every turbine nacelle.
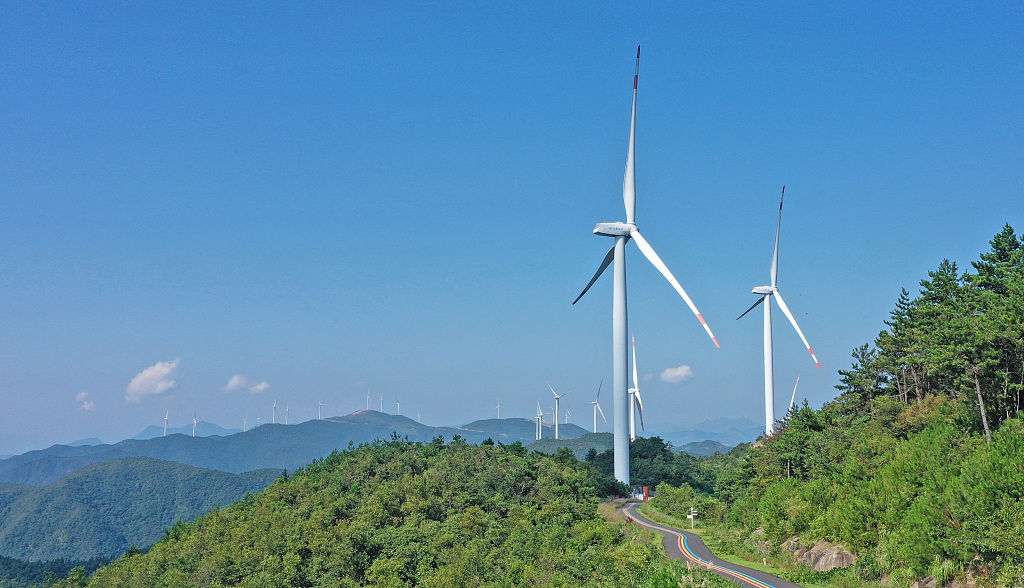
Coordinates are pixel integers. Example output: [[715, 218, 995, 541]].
[[752, 286, 774, 295], [593, 222, 635, 237]]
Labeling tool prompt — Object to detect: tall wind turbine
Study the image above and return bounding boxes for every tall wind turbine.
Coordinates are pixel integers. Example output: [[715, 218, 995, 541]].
[[272, 402, 277, 424], [535, 400, 546, 440], [547, 383, 568, 440], [163, 411, 168, 437], [495, 399, 501, 420], [629, 334, 645, 442], [591, 381, 607, 434], [737, 187, 821, 435], [396, 400, 400, 415], [192, 412, 197, 438], [366, 389, 370, 411], [318, 400, 323, 420], [243, 417, 247, 432], [285, 405, 289, 425], [574, 47, 720, 484], [564, 409, 571, 425], [788, 374, 801, 414], [379, 395, 383, 413]]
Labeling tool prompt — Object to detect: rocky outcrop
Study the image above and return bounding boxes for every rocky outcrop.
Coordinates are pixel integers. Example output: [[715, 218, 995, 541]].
[[780, 537, 856, 572]]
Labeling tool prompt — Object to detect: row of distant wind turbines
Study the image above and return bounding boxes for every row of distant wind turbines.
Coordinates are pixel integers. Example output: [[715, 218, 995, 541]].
[[570, 46, 820, 486]]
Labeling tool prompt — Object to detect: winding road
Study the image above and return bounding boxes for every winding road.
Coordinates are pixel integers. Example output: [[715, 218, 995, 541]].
[[620, 503, 805, 588]]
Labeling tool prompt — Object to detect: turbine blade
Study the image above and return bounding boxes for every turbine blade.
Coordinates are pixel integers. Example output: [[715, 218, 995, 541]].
[[637, 398, 645, 431], [789, 374, 801, 412], [573, 245, 615, 305], [596, 379, 602, 400], [546, 381, 557, 398], [736, 295, 767, 320], [773, 290, 821, 368], [596, 402, 607, 422], [630, 229, 720, 347], [623, 45, 640, 225], [771, 186, 784, 288], [634, 388, 644, 412]]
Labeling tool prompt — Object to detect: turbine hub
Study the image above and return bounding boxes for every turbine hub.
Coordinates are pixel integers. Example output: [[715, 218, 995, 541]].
[[752, 286, 773, 295], [594, 222, 634, 237]]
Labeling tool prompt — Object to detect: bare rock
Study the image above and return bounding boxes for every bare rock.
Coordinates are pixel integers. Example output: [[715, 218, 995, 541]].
[[799, 540, 857, 572]]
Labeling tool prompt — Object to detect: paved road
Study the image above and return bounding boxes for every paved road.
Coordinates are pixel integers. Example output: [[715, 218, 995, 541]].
[[620, 503, 805, 588]]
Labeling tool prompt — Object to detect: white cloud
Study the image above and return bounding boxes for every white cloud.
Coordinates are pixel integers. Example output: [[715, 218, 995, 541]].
[[76, 392, 95, 411], [643, 374, 654, 382], [126, 359, 180, 403], [224, 374, 270, 393], [659, 365, 694, 384]]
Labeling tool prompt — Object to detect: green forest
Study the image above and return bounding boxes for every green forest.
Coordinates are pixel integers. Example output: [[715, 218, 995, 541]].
[[648, 225, 1024, 587], [48, 437, 733, 588]]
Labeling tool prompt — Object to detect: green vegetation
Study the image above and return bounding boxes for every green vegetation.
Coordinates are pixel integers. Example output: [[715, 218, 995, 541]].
[[649, 225, 1024, 587], [527, 432, 613, 459], [588, 436, 716, 493], [0, 555, 108, 588], [0, 457, 280, 560], [48, 436, 737, 587]]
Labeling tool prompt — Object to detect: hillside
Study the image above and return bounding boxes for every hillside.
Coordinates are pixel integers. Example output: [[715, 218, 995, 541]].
[[133, 421, 241, 440], [0, 412, 588, 487], [675, 440, 731, 456], [0, 457, 279, 560], [48, 438, 730, 587], [649, 226, 1024, 587], [526, 432, 613, 459]]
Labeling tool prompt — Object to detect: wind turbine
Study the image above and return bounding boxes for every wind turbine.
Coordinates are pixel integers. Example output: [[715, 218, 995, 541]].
[[788, 374, 801, 414], [417, 411, 421, 424], [629, 334, 645, 442], [495, 398, 501, 420], [285, 405, 289, 425], [535, 400, 546, 440], [564, 409, 571, 425], [257, 416, 261, 427], [192, 412, 197, 438], [366, 389, 370, 411], [163, 411, 168, 437], [396, 400, 400, 415], [591, 381, 607, 434], [318, 400, 323, 420], [737, 187, 821, 435], [379, 395, 383, 413], [272, 402, 277, 424], [243, 416, 247, 432], [573, 47, 720, 484], [547, 383, 568, 440]]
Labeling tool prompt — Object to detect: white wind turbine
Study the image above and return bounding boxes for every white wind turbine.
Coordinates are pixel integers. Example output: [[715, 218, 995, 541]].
[[495, 399, 501, 420], [163, 411, 168, 437], [396, 400, 400, 415], [243, 416, 247, 432], [272, 402, 277, 424], [573, 47, 720, 485], [564, 409, 571, 425], [591, 381, 607, 434], [257, 416, 261, 427], [366, 389, 370, 411], [192, 412, 197, 438], [788, 374, 801, 414], [535, 401, 546, 440], [629, 334, 645, 442], [318, 400, 323, 420], [737, 187, 821, 435], [547, 383, 568, 440], [379, 395, 383, 413], [285, 405, 289, 425]]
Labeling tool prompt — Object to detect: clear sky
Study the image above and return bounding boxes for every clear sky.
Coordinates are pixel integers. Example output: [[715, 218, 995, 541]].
[[1, 2, 1021, 455]]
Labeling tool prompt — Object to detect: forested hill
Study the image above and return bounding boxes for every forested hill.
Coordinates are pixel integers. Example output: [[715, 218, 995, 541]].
[[649, 225, 1024, 587], [48, 438, 710, 588], [0, 457, 280, 561]]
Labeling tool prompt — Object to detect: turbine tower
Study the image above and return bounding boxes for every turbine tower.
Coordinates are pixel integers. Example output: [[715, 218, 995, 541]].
[[318, 400, 323, 420], [495, 398, 501, 420], [366, 389, 370, 411], [547, 383, 568, 440], [535, 400, 546, 440], [564, 409, 571, 425], [574, 46, 720, 485], [163, 411, 168, 437], [285, 405, 289, 425], [591, 381, 607, 434], [629, 334, 645, 442], [243, 416, 247, 432], [396, 400, 400, 415], [737, 187, 820, 435], [379, 395, 383, 413], [272, 402, 277, 424], [192, 412, 197, 438]]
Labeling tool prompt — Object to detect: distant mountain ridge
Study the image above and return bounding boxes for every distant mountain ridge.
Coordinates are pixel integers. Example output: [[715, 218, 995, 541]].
[[0, 457, 279, 560], [0, 412, 589, 486], [134, 421, 241, 440]]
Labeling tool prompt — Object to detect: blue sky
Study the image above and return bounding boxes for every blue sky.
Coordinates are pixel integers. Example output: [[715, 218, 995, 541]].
[[1, 2, 1021, 454]]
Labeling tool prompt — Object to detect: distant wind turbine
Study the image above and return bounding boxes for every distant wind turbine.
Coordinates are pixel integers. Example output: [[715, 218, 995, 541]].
[[417, 411, 420, 424], [272, 402, 277, 424], [380, 395, 383, 413], [243, 416, 247, 432], [737, 187, 821, 435], [629, 334, 645, 442], [163, 411, 168, 437], [318, 400, 323, 420], [257, 417, 261, 427], [192, 412, 197, 438], [396, 400, 400, 415], [591, 381, 607, 434], [564, 409, 571, 425], [495, 398, 501, 420], [788, 374, 801, 414], [547, 383, 569, 440], [285, 405, 289, 425], [366, 388, 370, 411], [535, 401, 547, 440], [573, 47, 720, 485]]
